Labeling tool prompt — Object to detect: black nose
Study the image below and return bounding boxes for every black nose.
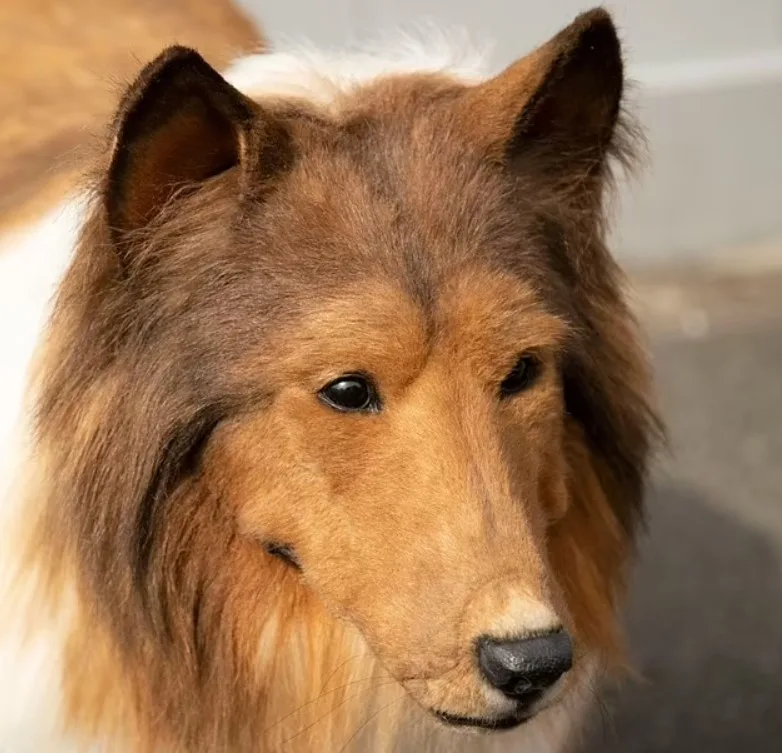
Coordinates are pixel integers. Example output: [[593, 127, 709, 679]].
[[477, 631, 573, 702]]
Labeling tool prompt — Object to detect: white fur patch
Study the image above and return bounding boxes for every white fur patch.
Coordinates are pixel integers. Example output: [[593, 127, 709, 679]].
[[225, 31, 491, 105], [0, 198, 88, 751], [485, 594, 562, 640]]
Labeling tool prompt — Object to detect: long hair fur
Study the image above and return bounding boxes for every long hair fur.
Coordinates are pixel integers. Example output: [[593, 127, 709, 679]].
[[7, 8, 661, 753]]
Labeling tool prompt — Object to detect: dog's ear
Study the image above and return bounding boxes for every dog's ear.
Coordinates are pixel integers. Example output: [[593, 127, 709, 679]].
[[105, 46, 288, 244], [463, 8, 625, 176]]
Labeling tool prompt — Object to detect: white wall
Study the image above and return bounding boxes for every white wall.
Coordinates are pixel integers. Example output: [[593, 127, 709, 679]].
[[238, 1, 782, 266]]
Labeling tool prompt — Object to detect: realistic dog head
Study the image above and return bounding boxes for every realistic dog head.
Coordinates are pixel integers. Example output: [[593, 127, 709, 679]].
[[29, 8, 658, 751]]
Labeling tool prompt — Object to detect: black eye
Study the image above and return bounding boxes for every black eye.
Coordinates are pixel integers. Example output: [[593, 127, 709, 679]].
[[500, 354, 541, 397], [319, 374, 380, 413]]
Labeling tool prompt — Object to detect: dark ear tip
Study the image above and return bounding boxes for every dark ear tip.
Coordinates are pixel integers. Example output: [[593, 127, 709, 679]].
[[570, 7, 621, 56], [164, 45, 217, 70], [135, 45, 216, 85], [573, 7, 617, 33], [158, 44, 202, 59], [561, 6, 623, 90]]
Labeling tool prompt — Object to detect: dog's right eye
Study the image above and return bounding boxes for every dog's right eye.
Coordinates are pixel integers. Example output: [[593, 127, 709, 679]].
[[319, 374, 380, 413]]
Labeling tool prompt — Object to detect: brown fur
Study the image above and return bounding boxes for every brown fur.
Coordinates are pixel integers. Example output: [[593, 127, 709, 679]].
[[0, 0, 262, 233], [20, 8, 660, 752]]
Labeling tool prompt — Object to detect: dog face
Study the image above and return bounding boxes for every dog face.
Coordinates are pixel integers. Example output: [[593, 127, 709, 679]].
[[32, 8, 658, 748], [217, 269, 570, 726]]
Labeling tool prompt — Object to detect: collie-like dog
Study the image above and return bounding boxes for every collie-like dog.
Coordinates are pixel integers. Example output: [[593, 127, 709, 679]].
[[0, 5, 659, 752]]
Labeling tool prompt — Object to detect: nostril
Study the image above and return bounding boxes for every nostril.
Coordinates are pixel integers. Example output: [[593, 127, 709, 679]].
[[477, 630, 573, 702]]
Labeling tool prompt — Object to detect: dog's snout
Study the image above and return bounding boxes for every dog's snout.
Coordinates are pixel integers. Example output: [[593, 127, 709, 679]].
[[477, 630, 573, 702]]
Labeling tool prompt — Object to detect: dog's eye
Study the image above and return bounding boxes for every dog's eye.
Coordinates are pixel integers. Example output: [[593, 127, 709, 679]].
[[319, 374, 380, 413], [500, 354, 541, 397]]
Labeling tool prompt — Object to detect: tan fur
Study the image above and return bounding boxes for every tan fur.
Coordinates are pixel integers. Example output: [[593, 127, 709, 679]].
[[0, 0, 262, 233], [11, 8, 660, 752]]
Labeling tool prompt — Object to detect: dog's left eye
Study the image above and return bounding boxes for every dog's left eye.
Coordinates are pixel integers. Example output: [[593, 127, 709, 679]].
[[319, 374, 380, 413], [500, 354, 542, 397]]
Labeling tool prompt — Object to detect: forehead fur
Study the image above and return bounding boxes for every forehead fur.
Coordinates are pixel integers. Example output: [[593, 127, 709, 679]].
[[191, 73, 588, 315]]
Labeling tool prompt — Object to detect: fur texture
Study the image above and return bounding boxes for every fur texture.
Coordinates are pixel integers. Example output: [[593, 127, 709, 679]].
[[0, 8, 660, 753]]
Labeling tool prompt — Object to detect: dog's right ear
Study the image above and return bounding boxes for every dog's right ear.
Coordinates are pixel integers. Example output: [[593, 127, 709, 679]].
[[461, 8, 626, 180], [105, 46, 289, 246]]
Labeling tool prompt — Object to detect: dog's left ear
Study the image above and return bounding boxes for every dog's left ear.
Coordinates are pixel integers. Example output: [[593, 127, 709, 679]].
[[463, 8, 625, 174], [105, 46, 282, 245]]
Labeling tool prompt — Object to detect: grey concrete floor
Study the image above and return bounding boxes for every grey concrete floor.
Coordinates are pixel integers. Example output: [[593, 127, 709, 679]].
[[583, 271, 782, 753]]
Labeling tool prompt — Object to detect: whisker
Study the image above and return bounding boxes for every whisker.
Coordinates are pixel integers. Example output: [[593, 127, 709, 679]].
[[264, 674, 393, 733], [320, 651, 372, 693], [336, 694, 407, 753], [276, 679, 400, 747], [579, 672, 617, 743]]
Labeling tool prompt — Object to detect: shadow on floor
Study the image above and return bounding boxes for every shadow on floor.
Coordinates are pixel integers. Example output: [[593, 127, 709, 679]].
[[584, 482, 782, 753]]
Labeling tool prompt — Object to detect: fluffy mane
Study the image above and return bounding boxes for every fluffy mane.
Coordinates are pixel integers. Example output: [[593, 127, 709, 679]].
[[1, 10, 660, 753]]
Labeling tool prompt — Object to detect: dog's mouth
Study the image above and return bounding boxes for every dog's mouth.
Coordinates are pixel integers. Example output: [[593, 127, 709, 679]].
[[433, 708, 533, 732]]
